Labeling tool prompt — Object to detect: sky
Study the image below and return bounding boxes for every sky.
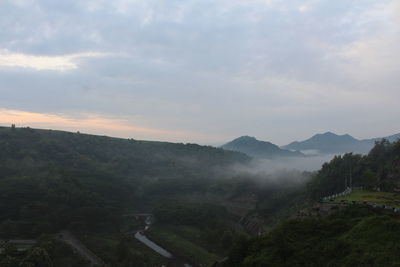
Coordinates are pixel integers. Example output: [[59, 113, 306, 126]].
[[0, 0, 399, 145]]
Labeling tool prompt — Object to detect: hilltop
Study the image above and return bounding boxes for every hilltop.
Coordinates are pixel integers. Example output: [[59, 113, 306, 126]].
[[222, 138, 400, 266], [0, 126, 309, 266], [221, 136, 304, 159], [2, 126, 400, 266], [282, 131, 400, 155], [0, 126, 253, 266]]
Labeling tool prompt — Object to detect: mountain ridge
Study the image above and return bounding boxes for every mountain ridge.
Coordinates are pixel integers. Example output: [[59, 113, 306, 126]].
[[282, 131, 400, 154], [221, 135, 304, 159]]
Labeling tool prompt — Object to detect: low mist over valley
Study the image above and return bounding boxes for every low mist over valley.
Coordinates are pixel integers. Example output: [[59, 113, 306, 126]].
[[1, 0, 400, 266], [0, 125, 399, 266], [221, 131, 400, 172]]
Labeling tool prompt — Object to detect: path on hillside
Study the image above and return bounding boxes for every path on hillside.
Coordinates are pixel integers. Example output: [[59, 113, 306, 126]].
[[131, 214, 173, 258], [132, 214, 192, 267], [59, 230, 106, 266], [320, 189, 400, 212], [134, 231, 173, 258]]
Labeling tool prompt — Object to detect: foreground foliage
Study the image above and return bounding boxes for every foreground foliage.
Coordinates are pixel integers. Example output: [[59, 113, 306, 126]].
[[308, 139, 400, 199], [224, 139, 400, 266], [0, 126, 248, 236], [0, 126, 251, 265], [224, 206, 400, 267], [0, 236, 90, 267], [334, 189, 400, 207]]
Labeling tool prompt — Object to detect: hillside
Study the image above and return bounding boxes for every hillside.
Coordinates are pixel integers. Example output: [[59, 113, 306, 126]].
[[0, 126, 254, 266], [282, 131, 400, 155], [6, 126, 398, 266], [364, 133, 400, 143], [222, 139, 400, 266], [222, 206, 400, 267], [222, 136, 304, 159], [308, 139, 400, 198], [0, 126, 311, 266], [0, 126, 251, 221]]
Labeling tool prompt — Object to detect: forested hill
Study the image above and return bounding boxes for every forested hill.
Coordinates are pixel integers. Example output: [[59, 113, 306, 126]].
[[282, 131, 400, 155], [0, 126, 312, 266], [222, 136, 304, 159], [0, 126, 249, 181], [222, 139, 400, 267], [308, 139, 400, 199], [0, 126, 249, 174], [0, 126, 249, 236]]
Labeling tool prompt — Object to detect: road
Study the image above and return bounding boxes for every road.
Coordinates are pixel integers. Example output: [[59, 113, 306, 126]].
[[134, 231, 173, 258], [132, 214, 192, 267], [59, 230, 106, 266]]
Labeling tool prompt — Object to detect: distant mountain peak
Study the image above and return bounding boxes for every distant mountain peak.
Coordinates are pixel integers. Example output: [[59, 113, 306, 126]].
[[225, 131, 400, 158], [221, 136, 304, 159], [310, 132, 335, 139], [309, 132, 356, 141], [281, 131, 399, 155], [234, 135, 257, 141]]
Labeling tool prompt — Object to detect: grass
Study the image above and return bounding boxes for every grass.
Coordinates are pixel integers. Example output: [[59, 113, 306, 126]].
[[334, 190, 400, 208], [147, 224, 220, 265], [78, 232, 166, 265]]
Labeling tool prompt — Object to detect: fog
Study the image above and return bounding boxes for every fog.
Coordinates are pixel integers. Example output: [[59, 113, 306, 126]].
[[211, 154, 338, 189], [225, 153, 335, 176], [253, 154, 336, 172]]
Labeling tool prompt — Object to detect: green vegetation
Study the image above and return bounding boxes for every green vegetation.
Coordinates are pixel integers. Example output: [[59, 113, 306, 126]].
[[222, 136, 304, 158], [224, 206, 400, 267], [308, 139, 400, 199], [334, 190, 400, 208], [0, 126, 310, 265], [7, 126, 398, 266], [0, 126, 251, 265], [224, 139, 400, 266], [147, 225, 219, 264], [149, 202, 242, 264], [0, 236, 90, 267], [78, 232, 166, 267]]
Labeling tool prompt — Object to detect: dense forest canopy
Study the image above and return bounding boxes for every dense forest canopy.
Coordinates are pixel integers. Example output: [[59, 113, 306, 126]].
[[0, 126, 251, 235], [223, 206, 400, 267], [2, 126, 398, 266], [0, 126, 310, 266], [308, 139, 400, 199], [223, 139, 400, 267]]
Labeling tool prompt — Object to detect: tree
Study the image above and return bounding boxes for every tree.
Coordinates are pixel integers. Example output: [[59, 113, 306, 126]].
[[20, 247, 54, 267]]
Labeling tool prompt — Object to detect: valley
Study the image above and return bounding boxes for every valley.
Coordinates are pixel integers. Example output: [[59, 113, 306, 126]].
[[0, 126, 399, 266]]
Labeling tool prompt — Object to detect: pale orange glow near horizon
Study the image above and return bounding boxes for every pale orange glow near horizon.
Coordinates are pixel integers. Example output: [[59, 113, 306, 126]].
[[0, 50, 106, 71], [0, 108, 209, 143]]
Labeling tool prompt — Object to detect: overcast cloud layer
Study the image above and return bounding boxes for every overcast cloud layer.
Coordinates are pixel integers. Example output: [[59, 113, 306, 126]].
[[0, 0, 399, 144]]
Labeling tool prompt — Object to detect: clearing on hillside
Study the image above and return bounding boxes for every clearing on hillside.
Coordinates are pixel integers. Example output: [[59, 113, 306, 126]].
[[334, 190, 400, 208]]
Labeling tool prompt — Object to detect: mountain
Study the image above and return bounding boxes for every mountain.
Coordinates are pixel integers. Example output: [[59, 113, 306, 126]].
[[0, 126, 254, 266], [363, 133, 400, 143], [0, 126, 313, 266], [221, 136, 304, 158], [224, 139, 400, 267], [282, 131, 400, 155]]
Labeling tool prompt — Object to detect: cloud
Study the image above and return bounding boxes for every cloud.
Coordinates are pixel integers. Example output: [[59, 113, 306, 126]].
[[0, 0, 399, 145], [0, 108, 208, 142], [0, 50, 106, 71]]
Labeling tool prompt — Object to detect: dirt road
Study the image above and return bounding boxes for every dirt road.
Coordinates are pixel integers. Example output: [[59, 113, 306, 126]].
[[59, 230, 106, 266]]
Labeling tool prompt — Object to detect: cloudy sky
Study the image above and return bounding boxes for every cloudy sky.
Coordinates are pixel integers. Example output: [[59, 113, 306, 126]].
[[0, 0, 399, 145]]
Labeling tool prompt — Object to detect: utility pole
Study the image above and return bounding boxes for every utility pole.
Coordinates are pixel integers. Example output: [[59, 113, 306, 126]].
[[349, 161, 352, 190]]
